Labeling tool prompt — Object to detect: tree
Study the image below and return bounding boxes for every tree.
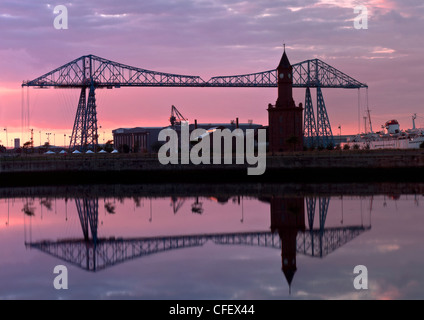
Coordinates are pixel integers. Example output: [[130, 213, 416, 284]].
[[22, 141, 33, 154], [104, 140, 114, 153], [104, 202, 115, 214], [22, 203, 35, 216], [23, 141, 32, 149]]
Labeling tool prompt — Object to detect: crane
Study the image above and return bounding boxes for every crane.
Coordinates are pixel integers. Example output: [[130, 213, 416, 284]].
[[170, 105, 187, 127], [170, 197, 186, 214]]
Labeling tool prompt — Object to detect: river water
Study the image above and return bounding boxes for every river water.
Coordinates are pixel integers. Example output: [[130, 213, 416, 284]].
[[0, 184, 423, 300]]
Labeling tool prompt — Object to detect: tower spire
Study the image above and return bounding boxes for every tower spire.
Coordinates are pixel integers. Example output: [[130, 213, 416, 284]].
[[268, 48, 304, 152]]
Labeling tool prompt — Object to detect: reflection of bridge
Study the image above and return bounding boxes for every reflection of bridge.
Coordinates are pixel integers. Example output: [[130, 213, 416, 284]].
[[27, 228, 368, 272], [25, 197, 371, 274]]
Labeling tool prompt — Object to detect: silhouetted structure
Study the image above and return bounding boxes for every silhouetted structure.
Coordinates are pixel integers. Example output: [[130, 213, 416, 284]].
[[22, 54, 367, 151], [26, 196, 370, 283], [268, 49, 304, 152], [270, 196, 305, 292]]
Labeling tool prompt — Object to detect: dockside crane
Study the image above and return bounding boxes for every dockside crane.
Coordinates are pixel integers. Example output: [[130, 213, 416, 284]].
[[170, 105, 187, 127], [171, 197, 186, 214]]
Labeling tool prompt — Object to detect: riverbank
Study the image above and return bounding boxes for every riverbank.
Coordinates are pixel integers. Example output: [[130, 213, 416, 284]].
[[0, 181, 423, 200], [0, 149, 423, 186]]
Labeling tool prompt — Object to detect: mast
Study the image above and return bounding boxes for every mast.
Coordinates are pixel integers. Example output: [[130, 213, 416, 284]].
[[366, 107, 373, 133]]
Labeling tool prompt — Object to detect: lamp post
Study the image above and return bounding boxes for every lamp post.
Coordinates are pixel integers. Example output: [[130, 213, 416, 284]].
[[6, 199, 9, 227], [338, 125, 342, 149], [146, 132, 150, 154], [46, 133, 51, 146], [99, 126, 105, 145], [30, 128, 34, 148], [3, 128, 8, 149]]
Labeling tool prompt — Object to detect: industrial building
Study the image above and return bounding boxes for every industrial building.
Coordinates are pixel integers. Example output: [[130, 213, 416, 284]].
[[113, 119, 264, 153]]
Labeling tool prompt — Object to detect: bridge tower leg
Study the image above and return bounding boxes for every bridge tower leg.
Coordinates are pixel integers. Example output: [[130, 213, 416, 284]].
[[69, 84, 98, 151], [318, 197, 330, 257], [76, 198, 99, 271], [306, 197, 316, 256], [303, 87, 318, 148], [316, 87, 334, 148], [306, 197, 316, 230]]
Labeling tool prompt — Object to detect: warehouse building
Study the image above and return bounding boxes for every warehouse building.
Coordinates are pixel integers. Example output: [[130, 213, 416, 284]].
[[113, 120, 264, 153]]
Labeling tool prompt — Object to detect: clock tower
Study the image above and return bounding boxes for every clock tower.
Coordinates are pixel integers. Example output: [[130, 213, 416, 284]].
[[268, 48, 303, 152]]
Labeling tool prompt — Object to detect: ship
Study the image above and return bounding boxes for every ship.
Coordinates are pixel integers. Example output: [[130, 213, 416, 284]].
[[342, 114, 424, 150]]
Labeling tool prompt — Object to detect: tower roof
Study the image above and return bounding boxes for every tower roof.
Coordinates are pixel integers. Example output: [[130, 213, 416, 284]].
[[283, 268, 296, 287], [278, 50, 291, 69]]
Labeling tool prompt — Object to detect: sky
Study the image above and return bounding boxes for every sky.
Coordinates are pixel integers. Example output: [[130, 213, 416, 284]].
[[0, 0, 424, 146]]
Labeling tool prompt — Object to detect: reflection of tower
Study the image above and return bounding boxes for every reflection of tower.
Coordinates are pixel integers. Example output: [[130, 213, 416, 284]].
[[270, 197, 305, 292], [76, 198, 99, 242], [76, 198, 99, 271]]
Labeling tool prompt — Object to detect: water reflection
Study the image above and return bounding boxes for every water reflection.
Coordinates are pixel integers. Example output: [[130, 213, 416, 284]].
[[2, 183, 423, 299], [22, 194, 370, 292]]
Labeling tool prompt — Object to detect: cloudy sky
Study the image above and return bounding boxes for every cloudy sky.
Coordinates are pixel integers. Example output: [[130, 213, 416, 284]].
[[0, 0, 423, 144]]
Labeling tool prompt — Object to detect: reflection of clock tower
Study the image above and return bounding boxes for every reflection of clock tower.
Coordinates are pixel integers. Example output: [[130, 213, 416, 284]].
[[270, 196, 305, 293], [268, 49, 303, 152]]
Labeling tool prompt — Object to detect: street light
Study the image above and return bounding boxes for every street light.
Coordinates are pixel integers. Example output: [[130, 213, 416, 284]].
[[338, 125, 342, 149], [3, 128, 8, 149], [46, 132, 51, 146], [30, 129, 34, 148], [99, 125, 105, 145]]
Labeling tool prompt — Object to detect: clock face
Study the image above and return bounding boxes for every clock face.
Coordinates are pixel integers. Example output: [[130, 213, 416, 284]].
[[279, 73, 284, 79], [288, 73, 291, 79]]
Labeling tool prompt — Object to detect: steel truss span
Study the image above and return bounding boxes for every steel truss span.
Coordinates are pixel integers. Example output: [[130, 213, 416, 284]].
[[22, 55, 367, 89], [26, 227, 370, 272], [25, 196, 371, 272]]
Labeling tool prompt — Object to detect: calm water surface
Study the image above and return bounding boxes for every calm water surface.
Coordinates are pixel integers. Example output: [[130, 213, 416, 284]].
[[0, 185, 423, 300]]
